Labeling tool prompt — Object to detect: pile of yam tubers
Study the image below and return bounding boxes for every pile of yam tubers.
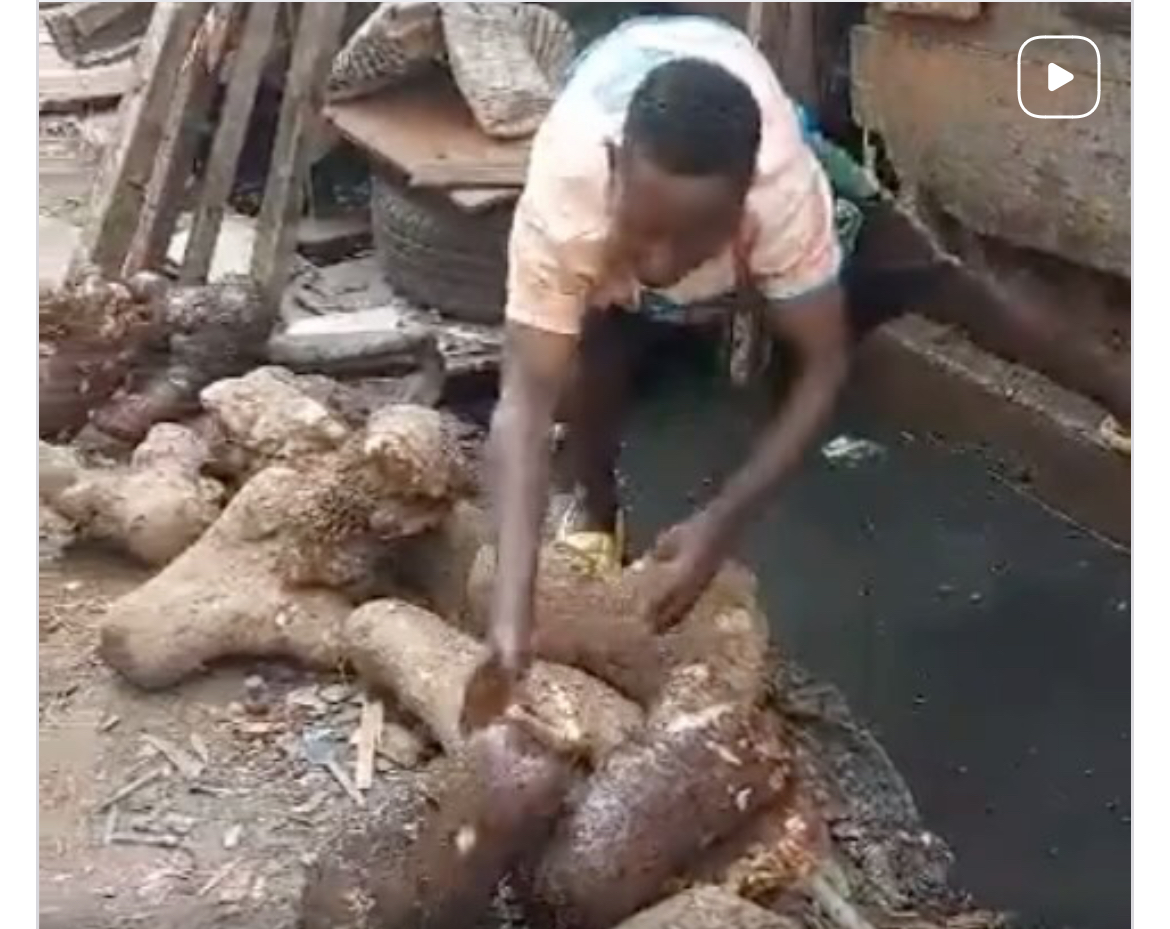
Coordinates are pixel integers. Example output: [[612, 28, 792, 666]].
[[40, 281, 961, 929]]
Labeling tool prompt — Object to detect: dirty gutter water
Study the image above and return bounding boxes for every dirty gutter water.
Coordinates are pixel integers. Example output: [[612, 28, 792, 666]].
[[617, 366, 1130, 929]]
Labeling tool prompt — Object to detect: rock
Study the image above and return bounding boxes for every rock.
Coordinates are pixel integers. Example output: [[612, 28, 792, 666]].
[[50, 425, 226, 567], [319, 683, 352, 705], [222, 824, 243, 850], [378, 722, 427, 769], [609, 887, 798, 929], [344, 599, 643, 761]]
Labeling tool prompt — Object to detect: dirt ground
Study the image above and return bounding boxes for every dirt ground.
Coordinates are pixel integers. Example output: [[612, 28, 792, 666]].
[[35, 108, 444, 928], [39, 548, 437, 929]]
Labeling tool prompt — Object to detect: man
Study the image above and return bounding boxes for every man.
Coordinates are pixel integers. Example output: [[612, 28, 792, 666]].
[[479, 16, 1130, 695]]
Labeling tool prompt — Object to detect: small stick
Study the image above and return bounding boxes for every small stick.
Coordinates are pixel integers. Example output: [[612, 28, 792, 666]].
[[198, 858, 241, 897], [102, 806, 119, 845], [189, 733, 210, 766], [142, 734, 206, 780], [96, 765, 169, 813], [354, 694, 383, 792], [110, 831, 184, 850], [325, 757, 365, 806]]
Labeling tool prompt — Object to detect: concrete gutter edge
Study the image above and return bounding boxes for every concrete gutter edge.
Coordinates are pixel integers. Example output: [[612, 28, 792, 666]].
[[852, 314, 1130, 548]]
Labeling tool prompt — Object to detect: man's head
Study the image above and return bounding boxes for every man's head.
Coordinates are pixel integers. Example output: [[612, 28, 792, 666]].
[[611, 57, 762, 289]]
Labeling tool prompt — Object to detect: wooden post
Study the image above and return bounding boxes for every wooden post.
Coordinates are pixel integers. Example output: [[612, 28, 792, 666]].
[[82, 2, 211, 277], [123, 6, 228, 275], [180, 2, 279, 284], [250, 3, 347, 308], [780, 2, 820, 116], [746, 2, 767, 45]]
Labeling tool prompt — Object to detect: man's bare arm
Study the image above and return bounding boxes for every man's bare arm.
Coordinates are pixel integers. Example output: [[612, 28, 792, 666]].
[[707, 283, 850, 534], [486, 321, 577, 677]]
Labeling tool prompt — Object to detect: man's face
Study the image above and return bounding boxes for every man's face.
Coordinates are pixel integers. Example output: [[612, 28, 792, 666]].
[[609, 146, 747, 290]]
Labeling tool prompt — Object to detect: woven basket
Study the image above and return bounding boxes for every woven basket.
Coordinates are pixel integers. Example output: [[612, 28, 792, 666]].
[[327, 1, 445, 102], [329, 2, 575, 138], [440, 2, 576, 139]]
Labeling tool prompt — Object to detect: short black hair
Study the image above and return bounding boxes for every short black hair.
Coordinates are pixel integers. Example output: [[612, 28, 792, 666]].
[[623, 57, 762, 186]]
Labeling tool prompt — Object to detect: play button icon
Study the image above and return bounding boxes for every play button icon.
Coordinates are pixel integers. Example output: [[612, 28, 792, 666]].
[[1019, 36, 1101, 118], [1048, 62, 1074, 91]]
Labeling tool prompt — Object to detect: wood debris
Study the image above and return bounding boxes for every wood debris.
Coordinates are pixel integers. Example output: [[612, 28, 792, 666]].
[[142, 733, 206, 780], [96, 764, 169, 813], [326, 756, 365, 807], [189, 732, 210, 765], [354, 694, 383, 791], [109, 831, 185, 850], [197, 858, 242, 897]]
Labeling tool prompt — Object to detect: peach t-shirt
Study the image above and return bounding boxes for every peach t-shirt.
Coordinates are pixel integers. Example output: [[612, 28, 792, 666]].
[[506, 16, 841, 336]]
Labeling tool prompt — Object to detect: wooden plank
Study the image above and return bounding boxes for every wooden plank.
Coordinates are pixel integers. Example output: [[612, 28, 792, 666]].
[[180, 2, 278, 284], [408, 158, 527, 190], [124, 5, 226, 275], [251, 3, 348, 307], [323, 77, 530, 186], [38, 25, 137, 112], [447, 188, 520, 212], [42, 3, 156, 68], [851, 24, 1130, 276], [880, 2, 982, 20], [745, 2, 766, 44], [81, 2, 211, 277], [43, 3, 143, 42]]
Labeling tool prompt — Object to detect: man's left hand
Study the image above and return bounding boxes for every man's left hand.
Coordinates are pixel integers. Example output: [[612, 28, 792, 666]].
[[643, 510, 733, 630]]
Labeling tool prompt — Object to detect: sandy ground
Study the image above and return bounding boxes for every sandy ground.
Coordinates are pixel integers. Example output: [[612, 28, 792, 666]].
[[39, 549, 426, 928], [36, 110, 424, 928]]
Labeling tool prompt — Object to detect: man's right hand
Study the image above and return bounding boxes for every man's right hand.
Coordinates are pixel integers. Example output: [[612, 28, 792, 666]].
[[461, 638, 531, 734]]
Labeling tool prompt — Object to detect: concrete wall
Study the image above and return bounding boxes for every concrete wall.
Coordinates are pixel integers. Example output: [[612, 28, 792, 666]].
[[851, 2, 1131, 279], [850, 1, 1130, 360]]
